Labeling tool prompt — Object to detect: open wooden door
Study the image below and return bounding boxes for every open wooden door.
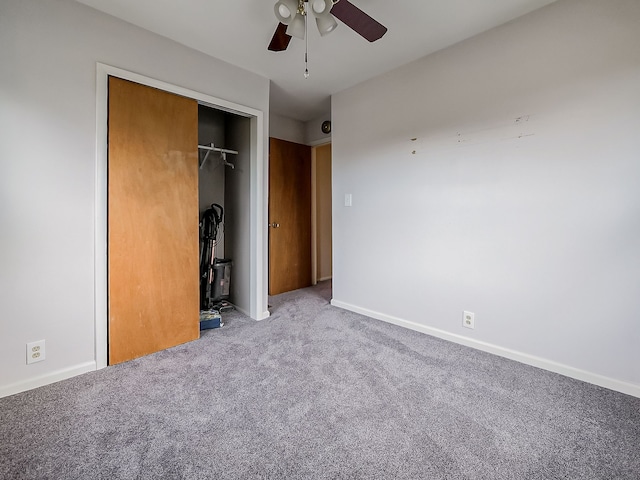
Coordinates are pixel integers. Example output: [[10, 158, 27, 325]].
[[269, 138, 312, 295], [314, 143, 332, 283], [108, 77, 200, 365]]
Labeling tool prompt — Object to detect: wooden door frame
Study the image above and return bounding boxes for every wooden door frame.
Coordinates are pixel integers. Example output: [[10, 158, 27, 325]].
[[311, 141, 332, 285], [94, 63, 269, 370]]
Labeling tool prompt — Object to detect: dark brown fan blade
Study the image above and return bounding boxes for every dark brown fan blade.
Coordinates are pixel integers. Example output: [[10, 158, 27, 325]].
[[331, 0, 387, 42], [268, 22, 292, 51]]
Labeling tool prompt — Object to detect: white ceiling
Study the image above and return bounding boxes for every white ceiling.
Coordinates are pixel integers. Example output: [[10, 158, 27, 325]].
[[75, 0, 557, 122]]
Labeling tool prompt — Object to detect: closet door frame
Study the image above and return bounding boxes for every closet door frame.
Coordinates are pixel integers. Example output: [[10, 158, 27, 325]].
[[94, 63, 269, 369]]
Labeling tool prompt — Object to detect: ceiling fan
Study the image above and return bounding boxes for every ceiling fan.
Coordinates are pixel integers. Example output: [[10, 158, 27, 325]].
[[268, 0, 388, 52]]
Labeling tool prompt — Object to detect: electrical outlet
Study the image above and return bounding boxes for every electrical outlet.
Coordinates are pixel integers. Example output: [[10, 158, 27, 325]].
[[463, 311, 475, 329], [26, 340, 46, 364]]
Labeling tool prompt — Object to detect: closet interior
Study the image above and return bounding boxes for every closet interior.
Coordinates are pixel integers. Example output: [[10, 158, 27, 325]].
[[198, 103, 252, 320]]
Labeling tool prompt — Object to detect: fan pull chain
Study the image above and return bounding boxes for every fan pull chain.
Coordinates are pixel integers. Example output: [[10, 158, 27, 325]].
[[304, 2, 309, 79]]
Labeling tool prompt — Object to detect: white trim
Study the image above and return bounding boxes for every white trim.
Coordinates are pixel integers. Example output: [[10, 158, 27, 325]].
[[311, 147, 318, 285], [0, 362, 96, 399], [330, 299, 640, 399], [98, 65, 263, 118], [230, 304, 270, 320], [95, 66, 109, 370], [251, 114, 268, 322], [317, 276, 332, 282], [95, 63, 267, 370]]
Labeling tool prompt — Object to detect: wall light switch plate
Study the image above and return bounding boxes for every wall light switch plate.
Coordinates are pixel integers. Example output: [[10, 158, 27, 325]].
[[344, 193, 352, 207]]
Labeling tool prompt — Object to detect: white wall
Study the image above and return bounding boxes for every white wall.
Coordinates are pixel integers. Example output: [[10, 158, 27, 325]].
[[331, 0, 640, 395], [269, 111, 331, 146], [0, 0, 269, 396], [269, 112, 306, 144]]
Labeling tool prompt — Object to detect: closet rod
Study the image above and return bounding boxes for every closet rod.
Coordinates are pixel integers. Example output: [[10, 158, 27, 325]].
[[198, 142, 238, 170], [198, 144, 238, 155]]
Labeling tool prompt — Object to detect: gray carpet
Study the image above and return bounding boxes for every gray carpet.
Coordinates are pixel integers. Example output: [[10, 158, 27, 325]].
[[1, 281, 639, 479]]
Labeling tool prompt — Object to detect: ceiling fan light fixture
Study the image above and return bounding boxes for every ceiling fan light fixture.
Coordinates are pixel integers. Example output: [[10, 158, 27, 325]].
[[286, 12, 306, 39], [315, 14, 338, 36], [311, 0, 333, 16], [274, 0, 299, 25]]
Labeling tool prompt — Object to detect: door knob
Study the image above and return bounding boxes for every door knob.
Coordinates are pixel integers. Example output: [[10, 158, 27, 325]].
[[269, 222, 280, 228]]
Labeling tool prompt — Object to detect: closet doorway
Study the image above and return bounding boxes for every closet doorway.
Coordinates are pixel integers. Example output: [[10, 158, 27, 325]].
[[268, 138, 312, 295], [197, 105, 253, 315], [95, 64, 268, 369]]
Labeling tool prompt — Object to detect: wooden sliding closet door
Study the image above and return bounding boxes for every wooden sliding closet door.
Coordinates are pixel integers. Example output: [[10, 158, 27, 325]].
[[108, 77, 199, 365]]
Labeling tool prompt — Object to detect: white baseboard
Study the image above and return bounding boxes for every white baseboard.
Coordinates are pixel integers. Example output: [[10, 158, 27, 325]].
[[317, 276, 332, 282], [225, 303, 269, 321], [257, 310, 271, 321], [0, 361, 97, 399], [331, 299, 640, 399]]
